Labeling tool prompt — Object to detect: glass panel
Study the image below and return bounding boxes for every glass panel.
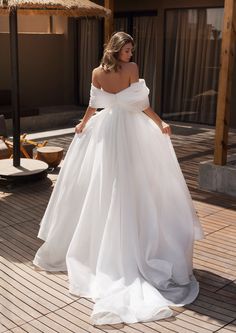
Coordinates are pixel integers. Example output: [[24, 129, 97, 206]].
[[163, 8, 224, 125]]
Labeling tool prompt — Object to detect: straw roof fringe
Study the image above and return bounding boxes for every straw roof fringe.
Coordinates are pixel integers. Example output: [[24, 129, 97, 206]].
[[0, 0, 111, 17]]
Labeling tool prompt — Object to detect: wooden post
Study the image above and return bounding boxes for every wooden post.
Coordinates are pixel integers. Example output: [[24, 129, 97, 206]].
[[9, 7, 21, 167], [104, 0, 114, 43], [214, 0, 236, 165]]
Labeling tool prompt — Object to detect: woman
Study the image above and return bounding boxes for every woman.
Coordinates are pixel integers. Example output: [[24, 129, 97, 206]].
[[34, 32, 204, 325]]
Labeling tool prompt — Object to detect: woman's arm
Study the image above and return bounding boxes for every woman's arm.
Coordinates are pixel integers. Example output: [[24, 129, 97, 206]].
[[143, 106, 171, 135], [75, 69, 99, 134], [75, 106, 96, 134]]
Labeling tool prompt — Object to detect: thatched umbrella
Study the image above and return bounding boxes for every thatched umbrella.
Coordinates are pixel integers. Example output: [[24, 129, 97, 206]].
[[0, 0, 110, 169], [0, 0, 110, 17]]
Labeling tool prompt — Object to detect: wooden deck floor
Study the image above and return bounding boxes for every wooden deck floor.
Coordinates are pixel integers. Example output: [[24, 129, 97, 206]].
[[0, 123, 236, 333]]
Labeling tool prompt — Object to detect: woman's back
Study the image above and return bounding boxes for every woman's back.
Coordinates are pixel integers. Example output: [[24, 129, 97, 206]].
[[92, 62, 138, 94]]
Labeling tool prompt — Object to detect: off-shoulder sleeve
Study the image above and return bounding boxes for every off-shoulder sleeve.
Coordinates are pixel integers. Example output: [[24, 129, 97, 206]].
[[128, 79, 150, 110], [89, 84, 105, 108], [89, 85, 98, 108], [139, 93, 150, 110]]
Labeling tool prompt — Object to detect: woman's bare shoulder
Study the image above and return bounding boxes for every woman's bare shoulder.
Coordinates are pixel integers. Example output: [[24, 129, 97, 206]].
[[122, 62, 138, 75], [93, 65, 103, 73], [122, 62, 138, 71], [129, 62, 138, 68], [92, 66, 103, 78], [124, 62, 139, 83], [92, 66, 103, 88]]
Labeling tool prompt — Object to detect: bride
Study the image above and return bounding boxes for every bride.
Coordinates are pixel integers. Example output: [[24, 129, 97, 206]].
[[33, 32, 204, 325]]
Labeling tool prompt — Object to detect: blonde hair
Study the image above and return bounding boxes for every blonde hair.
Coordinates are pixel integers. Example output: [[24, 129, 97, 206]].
[[101, 32, 134, 72]]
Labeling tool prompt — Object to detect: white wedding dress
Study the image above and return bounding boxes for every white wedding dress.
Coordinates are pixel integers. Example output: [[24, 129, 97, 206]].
[[33, 79, 204, 325]]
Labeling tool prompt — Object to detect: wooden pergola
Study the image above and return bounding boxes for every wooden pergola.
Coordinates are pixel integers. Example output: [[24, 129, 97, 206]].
[[104, 0, 114, 43]]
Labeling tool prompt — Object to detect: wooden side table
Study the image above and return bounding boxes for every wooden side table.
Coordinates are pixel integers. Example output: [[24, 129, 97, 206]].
[[36, 146, 64, 168]]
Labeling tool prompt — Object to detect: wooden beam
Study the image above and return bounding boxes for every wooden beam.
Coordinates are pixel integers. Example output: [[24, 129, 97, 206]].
[[9, 7, 21, 167], [214, 0, 236, 165], [104, 0, 114, 43]]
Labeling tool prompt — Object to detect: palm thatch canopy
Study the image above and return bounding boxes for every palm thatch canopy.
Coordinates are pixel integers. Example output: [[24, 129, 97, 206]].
[[0, 0, 110, 17]]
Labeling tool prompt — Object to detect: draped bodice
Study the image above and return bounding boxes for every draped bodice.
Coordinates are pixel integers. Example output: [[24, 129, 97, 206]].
[[89, 79, 150, 112]]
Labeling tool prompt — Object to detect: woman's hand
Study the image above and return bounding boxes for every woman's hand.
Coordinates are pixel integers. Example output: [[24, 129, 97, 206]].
[[75, 107, 96, 134], [143, 107, 171, 136], [160, 121, 172, 135], [75, 121, 86, 134]]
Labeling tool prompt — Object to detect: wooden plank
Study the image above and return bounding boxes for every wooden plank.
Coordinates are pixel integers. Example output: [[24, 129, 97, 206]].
[[193, 260, 236, 281], [0, 259, 69, 308], [194, 269, 231, 287], [197, 238, 236, 256], [144, 321, 176, 333], [0, 324, 10, 333], [11, 327, 34, 333], [195, 294, 236, 315], [54, 308, 104, 333], [0, 271, 57, 312], [194, 253, 236, 271], [152, 320, 195, 333], [0, 283, 46, 319], [22, 320, 58, 333], [185, 303, 234, 323], [194, 243, 234, 263], [217, 282, 236, 300], [38, 313, 79, 333], [104, 0, 114, 43], [0, 226, 41, 249], [200, 288, 236, 306], [194, 241, 236, 259], [224, 321, 236, 331], [0, 277, 50, 315], [194, 245, 236, 264], [168, 312, 214, 333], [0, 294, 31, 326], [217, 320, 236, 332], [217, 329, 236, 333], [0, 235, 69, 287], [178, 309, 223, 329], [0, 315, 17, 332], [214, 0, 236, 165]]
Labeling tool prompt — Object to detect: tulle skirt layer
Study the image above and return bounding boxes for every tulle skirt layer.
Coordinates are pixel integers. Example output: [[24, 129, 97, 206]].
[[33, 106, 203, 324]]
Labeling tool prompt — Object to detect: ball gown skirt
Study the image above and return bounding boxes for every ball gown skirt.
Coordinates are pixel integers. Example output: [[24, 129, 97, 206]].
[[33, 79, 204, 325]]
